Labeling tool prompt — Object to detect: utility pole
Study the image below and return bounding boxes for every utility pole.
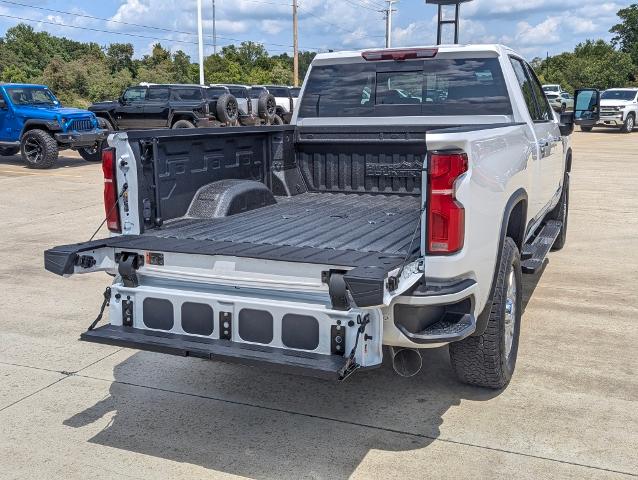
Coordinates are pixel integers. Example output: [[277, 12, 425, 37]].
[[212, 0, 217, 54], [197, 0, 205, 84], [384, 0, 397, 48], [293, 0, 299, 87]]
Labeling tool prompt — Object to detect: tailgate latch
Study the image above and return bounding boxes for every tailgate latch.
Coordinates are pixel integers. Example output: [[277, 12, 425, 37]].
[[118, 252, 143, 288]]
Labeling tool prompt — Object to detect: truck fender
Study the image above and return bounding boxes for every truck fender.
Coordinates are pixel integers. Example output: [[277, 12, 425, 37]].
[[186, 179, 276, 219], [20, 119, 58, 138], [472, 188, 528, 337], [168, 110, 197, 127]]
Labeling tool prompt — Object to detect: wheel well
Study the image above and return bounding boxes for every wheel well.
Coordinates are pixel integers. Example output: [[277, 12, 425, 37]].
[[171, 115, 194, 126], [505, 199, 527, 251], [21, 123, 52, 137]]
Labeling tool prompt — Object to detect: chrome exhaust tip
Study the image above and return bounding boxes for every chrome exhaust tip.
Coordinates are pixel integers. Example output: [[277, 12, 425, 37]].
[[390, 347, 423, 378]]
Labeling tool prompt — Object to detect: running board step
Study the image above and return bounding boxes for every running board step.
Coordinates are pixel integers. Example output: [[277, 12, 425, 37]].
[[521, 220, 562, 274], [82, 325, 349, 381], [395, 313, 476, 345]]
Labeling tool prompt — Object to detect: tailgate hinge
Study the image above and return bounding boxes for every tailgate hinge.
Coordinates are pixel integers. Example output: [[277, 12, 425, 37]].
[[118, 252, 143, 288]]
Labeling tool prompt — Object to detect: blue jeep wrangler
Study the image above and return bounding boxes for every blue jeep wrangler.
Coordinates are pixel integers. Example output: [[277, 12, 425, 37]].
[[0, 83, 107, 169]]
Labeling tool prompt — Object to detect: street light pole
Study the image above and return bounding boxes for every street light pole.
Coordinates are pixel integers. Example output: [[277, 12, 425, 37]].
[[384, 0, 397, 48], [293, 0, 299, 87], [212, 0, 217, 55], [197, 0, 205, 85]]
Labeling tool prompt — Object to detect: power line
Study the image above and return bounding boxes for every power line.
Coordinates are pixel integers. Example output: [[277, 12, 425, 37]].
[[0, 12, 299, 54], [297, 3, 385, 39], [0, 0, 323, 51], [343, 0, 381, 12]]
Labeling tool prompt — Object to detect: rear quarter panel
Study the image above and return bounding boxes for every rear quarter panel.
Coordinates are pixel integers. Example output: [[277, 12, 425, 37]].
[[425, 124, 535, 313]]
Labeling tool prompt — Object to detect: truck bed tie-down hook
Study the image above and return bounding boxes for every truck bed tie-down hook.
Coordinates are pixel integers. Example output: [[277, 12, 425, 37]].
[[338, 314, 371, 381], [87, 287, 112, 331]]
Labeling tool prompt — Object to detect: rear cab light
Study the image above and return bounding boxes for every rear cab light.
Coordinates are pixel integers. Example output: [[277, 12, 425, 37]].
[[427, 151, 468, 254], [362, 48, 438, 62], [101, 147, 121, 233]]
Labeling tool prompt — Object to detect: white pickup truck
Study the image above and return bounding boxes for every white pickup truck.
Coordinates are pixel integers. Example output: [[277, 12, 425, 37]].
[[44, 45, 599, 389], [583, 88, 638, 133]]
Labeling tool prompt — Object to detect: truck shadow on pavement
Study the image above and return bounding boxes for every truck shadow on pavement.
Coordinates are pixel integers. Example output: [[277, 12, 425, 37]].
[[64, 345, 502, 479]]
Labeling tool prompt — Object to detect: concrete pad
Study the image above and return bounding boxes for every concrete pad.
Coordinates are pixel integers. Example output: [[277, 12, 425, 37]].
[[1, 132, 637, 479], [0, 363, 64, 411], [0, 374, 627, 480]]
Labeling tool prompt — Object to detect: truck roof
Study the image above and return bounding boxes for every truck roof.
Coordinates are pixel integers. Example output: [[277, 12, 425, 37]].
[[0, 83, 48, 89], [604, 87, 638, 91], [311, 44, 514, 65]]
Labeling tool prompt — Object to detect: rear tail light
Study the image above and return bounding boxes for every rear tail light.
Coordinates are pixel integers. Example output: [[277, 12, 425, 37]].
[[427, 151, 468, 254], [101, 147, 121, 233], [362, 48, 438, 61]]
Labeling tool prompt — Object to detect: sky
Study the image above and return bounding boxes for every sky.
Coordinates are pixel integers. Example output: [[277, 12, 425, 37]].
[[0, 0, 632, 60]]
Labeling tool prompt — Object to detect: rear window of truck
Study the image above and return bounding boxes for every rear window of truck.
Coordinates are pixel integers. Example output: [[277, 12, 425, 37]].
[[298, 58, 512, 117]]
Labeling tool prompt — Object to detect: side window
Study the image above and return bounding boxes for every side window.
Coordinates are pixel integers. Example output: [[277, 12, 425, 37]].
[[509, 58, 542, 121], [147, 88, 169, 102], [171, 88, 203, 101], [250, 88, 265, 99], [229, 87, 246, 98], [122, 87, 147, 102], [525, 63, 553, 121]]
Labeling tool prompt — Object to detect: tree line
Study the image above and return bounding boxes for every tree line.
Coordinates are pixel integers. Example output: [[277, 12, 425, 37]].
[[0, 24, 315, 107], [1, 4, 637, 106]]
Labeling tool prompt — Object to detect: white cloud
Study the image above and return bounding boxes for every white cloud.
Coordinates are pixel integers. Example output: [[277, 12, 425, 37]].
[[515, 17, 561, 46]]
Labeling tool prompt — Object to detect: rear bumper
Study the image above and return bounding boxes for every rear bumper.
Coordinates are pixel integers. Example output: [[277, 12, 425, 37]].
[[55, 129, 108, 146]]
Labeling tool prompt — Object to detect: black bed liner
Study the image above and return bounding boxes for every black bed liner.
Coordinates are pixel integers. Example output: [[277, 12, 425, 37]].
[[45, 192, 421, 307]]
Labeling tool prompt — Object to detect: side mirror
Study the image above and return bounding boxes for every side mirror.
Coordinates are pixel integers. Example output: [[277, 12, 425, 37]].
[[0, 98, 6, 109], [573, 89, 600, 126]]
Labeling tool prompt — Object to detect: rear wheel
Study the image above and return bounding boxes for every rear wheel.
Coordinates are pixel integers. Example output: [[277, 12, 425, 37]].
[[580, 126, 593, 132], [78, 145, 101, 162], [172, 119, 195, 129], [620, 113, 634, 133], [20, 129, 59, 169], [268, 114, 284, 125], [0, 146, 20, 156], [97, 117, 114, 131], [449, 237, 522, 389]]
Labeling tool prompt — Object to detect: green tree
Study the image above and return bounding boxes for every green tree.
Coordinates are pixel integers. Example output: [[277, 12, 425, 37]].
[[611, 4, 638, 65], [106, 43, 135, 75]]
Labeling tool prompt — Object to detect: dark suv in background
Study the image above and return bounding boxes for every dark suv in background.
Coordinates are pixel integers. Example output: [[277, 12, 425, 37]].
[[88, 84, 239, 130]]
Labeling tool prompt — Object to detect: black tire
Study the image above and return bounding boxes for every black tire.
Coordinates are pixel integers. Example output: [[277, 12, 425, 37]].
[[172, 119, 196, 129], [268, 114, 284, 125], [78, 145, 101, 162], [449, 237, 522, 389], [20, 129, 59, 169], [257, 93, 276, 121], [548, 173, 569, 251], [580, 126, 593, 132], [97, 117, 114, 131], [620, 113, 634, 133], [0, 146, 20, 156], [216, 93, 239, 124]]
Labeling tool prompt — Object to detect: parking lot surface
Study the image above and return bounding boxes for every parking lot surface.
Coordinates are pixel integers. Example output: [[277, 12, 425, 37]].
[[0, 132, 636, 479]]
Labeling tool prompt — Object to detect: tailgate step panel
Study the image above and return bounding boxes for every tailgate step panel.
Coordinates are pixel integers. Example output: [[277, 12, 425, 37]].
[[82, 325, 349, 380]]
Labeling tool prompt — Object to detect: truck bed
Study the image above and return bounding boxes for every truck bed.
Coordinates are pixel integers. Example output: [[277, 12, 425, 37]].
[[148, 192, 420, 259]]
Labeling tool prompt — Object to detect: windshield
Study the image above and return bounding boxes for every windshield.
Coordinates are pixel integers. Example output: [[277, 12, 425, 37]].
[[6, 87, 58, 106], [543, 85, 559, 92], [601, 90, 637, 101], [298, 57, 512, 118]]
